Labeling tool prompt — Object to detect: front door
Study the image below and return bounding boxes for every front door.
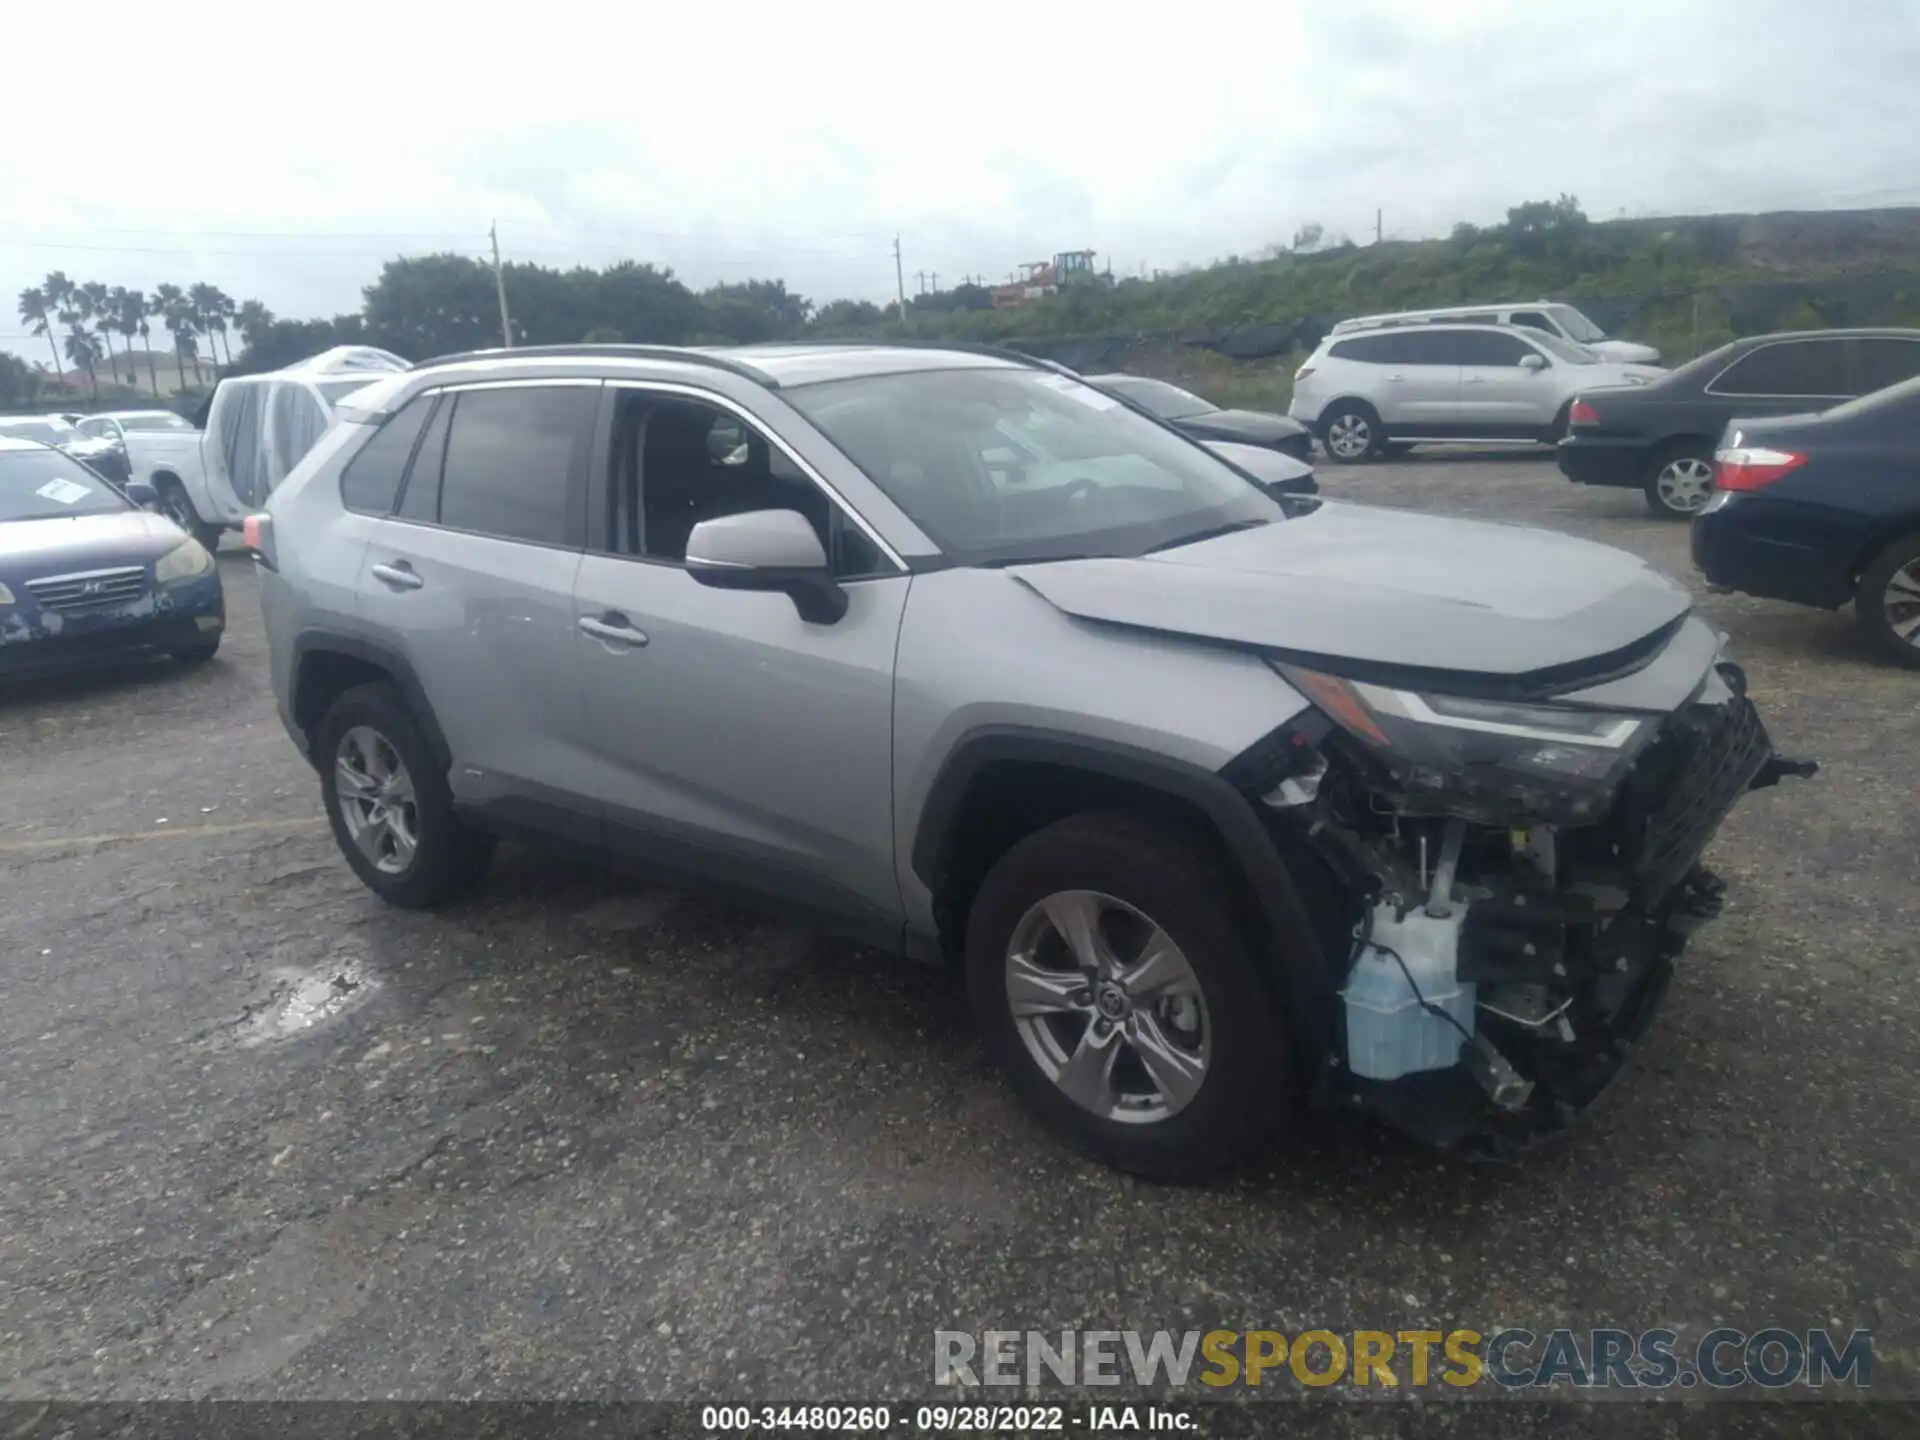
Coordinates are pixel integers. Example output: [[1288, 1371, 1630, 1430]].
[[1453, 329, 1559, 435], [570, 385, 909, 942]]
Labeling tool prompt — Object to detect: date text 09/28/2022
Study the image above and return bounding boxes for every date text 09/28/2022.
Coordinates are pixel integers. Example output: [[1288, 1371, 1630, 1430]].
[[700, 1406, 1194, 1432]]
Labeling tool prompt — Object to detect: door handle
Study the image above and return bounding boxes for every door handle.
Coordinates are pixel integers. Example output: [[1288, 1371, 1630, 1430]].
[[578, 614, 649, 647], [1464, 376, 1488, 385], [370, 561, 423, 591], [1385, 373, 1407, 382]]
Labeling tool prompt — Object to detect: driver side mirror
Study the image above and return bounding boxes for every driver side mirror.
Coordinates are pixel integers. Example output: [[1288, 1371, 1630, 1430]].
[[1519, 353, 1549, 372], [685, 509, 848, 625], [125, 478, 158, 508]]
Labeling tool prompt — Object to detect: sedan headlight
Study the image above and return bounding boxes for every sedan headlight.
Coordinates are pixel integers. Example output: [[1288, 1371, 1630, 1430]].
[[1277, 663, 1658, 824], [154, 539, 214, 584]]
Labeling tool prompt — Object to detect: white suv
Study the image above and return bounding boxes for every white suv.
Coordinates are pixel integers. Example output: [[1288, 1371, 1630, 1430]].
[[1289, 324, 1665, 464]]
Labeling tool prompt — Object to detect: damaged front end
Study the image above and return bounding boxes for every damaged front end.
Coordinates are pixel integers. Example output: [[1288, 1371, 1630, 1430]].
[[1237, 652, 1814, 1155]]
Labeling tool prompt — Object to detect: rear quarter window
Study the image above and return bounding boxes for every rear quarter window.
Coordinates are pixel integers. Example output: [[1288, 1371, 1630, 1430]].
[[339, 395, 435, 515]]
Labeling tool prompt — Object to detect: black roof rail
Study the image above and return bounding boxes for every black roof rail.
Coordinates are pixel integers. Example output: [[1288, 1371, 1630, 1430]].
[[410, 344, 782, 388]]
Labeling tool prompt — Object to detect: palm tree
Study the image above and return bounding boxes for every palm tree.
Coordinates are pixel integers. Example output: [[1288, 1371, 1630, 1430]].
[[17, 286, 63, 380], [109, 287, 144, 388], [63, 327, 103, 402], [135, 290, 163, 396], [188, 283, 226, 376], [81, 281, 117, 386], [211, 287, 238, 365], [151, 284, 192, 388]]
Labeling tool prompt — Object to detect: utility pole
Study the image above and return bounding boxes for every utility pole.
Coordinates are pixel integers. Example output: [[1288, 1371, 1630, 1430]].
[[893, 234, 911, 333], [489, 222, 514, 348], [1375, 208, 1383, 245]]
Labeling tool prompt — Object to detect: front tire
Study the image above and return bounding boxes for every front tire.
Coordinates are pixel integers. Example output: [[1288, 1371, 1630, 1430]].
[[171, 635, 221, 665], [317, 683, 493, 907], [965, 812, 1292, 1182], [155, 477, 224, 553], [1320, 403, 1383, 465], [1855, 533, 1920, 670], [1643, 443, 1716, 519]]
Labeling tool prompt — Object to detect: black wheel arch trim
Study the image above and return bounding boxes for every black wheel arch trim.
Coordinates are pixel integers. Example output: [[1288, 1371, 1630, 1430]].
[[911, 726, 1337, 1044], [289, 630, 452, 775]]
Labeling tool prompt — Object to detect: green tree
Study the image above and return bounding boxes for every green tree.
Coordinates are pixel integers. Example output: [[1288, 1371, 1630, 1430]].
[[812, 298, 884, 333], [109, 287, 150, 391], [699, 279, 812, 342], [1504, 194, 1589, 254], [0, 352, 41, 407], [188, 282, 229, 373], [362, 254, 503, 358], [235, 299, 275, 351], [79, 281, 118, 384], [17, 285, 64, 380]]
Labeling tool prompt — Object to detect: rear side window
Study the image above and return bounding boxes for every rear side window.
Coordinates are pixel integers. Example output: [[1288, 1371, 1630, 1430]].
[[1856, 338, 1920, 394], [1453, 330, 1536, 366], [340, 396, 434, 515], [435, 385, 594, 546], [1382, 330, 1457, 365], [1710, 340, 1850, 397]]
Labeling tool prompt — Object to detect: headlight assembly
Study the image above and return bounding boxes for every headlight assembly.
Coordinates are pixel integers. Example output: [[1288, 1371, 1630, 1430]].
[[1277, 663, 1658, 824], [154, 539, 214, 584]]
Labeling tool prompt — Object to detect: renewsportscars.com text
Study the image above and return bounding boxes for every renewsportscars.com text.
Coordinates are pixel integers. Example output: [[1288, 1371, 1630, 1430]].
[[934, 1327, 1873, 1391]]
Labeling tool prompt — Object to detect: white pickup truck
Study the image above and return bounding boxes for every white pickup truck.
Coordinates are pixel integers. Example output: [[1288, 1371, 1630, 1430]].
[[78, 346, 410, 550]]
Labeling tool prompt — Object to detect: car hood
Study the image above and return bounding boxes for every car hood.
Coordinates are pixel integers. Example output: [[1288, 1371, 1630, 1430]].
[[1181, 409, 1309, 442], [1007, 501, 1693, 685], [0, 509, 186, 577]]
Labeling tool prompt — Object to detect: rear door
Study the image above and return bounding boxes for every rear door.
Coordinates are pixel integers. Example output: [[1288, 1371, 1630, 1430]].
[[355, 379, 598, 823], [1454, 328, 1558, 435], [1367, 329, 1459, 428]]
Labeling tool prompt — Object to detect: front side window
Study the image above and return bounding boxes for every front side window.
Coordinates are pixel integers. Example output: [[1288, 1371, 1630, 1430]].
[[1711, 340, 1851, 398], [435, 385, 594, 546], [786, 368, 1281, 566], [1856, 338, 1920, 394], [1508, 310, 1556, 335], [0, 449, 130, 521], [1452, 330, 1535, 366], [608, 391, 883, 578]]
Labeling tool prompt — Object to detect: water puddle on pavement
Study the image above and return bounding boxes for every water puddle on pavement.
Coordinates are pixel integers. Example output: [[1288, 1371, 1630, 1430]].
[[217, 959, 380, 1049]]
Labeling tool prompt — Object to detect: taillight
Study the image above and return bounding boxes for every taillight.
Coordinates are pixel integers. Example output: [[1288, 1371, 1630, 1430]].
[[244, 513, 277, 571], [1294, 366, 1316, 381], [1713, 446, 1807, 492], [1569, 399, 1601, 427]]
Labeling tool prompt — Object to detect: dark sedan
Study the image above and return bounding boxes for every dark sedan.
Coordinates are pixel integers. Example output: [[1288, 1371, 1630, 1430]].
[[1557, 328, 1920, 519], [0, 412, 131, 486], [1692, 375, 1920, 668], [1084, 374, 1314, 461], [0, 437, 224, 679]]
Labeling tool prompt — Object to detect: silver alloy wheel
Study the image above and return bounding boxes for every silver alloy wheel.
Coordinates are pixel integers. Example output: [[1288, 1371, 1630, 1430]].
[[1005, 889, 1212, 1125], [334, 725, 420, 875], [1885, 559, 1920, 649], [1326, 412, 1373, 460], [1655, 456, 1715, 514]]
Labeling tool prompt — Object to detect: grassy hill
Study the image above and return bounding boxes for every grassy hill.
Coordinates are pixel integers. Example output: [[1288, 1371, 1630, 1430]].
[[900, 205, 1920, 409]]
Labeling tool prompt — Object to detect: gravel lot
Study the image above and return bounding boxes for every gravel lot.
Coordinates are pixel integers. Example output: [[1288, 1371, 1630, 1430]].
[[1, 453, 1914, 1421]]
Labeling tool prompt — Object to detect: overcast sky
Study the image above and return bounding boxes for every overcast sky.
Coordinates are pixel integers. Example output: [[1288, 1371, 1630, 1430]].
[[5, 0, 1918, 363]]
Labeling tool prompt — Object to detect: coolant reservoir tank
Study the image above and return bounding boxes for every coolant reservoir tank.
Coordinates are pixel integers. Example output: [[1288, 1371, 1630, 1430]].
[[1342, 905, 1475, 1081]]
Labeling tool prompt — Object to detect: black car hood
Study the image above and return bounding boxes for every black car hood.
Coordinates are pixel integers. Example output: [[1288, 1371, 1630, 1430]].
[[0, 510, 185, 581], [1181, 409, 1309, 443], [1008, 501, 1693, 686]]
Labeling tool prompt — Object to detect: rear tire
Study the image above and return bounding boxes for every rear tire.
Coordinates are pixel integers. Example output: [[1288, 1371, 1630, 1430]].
[[317, 683, 494, 908], [155, 477, 224, 553], [964, 811, 1292, 1182], [1855, 533, 1920, 670], [1319, 403, 1383, 465], [1642, 442, 1716, 519]]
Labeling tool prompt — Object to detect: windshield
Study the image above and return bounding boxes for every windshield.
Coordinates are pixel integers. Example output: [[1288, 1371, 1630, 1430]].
[[116, 413, 193, 433], [0, 449, 130, 521], [0, 418, 78, 444], [1527, 331, 1604, 364], [1096, 377, 1217, 421], [1548, 305, 1607, 343], [786, 368, 1280, 566]]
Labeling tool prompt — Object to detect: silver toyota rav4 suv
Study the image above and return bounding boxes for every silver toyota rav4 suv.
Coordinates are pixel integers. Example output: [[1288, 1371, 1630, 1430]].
[[254, 342, 1812, 1180]]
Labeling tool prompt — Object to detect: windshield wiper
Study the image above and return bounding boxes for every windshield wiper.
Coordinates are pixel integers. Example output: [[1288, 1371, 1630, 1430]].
[[1142, 519, 1271, 554]]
